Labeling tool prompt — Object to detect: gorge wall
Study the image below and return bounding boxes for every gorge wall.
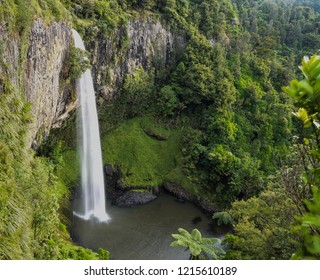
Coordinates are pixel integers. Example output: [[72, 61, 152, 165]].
[[1, 16, 185, 147], [0, 19, 74, 149], [90, 16, 186, 101], [23, 19, 74, 148]]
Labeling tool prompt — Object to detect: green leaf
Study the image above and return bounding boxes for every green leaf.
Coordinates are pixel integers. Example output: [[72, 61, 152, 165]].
[[309, 150, 320, 159], [293, 108, 309, 123], [178, 228, 191, 238], [191, 229, 202, 242], [299, 80, 313, 95], [170, 240, 187, 248], [189, 243, 201, 256], [212, 211, 233, 225]]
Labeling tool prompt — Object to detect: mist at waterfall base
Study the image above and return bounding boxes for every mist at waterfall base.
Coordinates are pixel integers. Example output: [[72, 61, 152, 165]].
[[72, 29, 110, 222]]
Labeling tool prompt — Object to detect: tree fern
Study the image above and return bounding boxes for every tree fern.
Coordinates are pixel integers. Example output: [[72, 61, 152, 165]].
[[170, 228, 225, 260], [212, 211, 233, 226]]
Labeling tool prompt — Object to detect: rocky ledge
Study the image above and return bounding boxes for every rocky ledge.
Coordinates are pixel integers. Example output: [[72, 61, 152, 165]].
[[116, 191, 157, 207], [163, 181, 218, 214], [104, 164, 218, 214], [105, 164, 159, 207]]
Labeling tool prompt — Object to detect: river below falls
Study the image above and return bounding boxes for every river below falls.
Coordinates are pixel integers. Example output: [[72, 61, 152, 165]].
[[71, 192, 227, 260]]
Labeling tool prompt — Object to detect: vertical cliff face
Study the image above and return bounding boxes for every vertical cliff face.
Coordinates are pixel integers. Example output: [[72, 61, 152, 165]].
[[0, 24, 19, 94], [91, 16, 187, 101], [1, 16, 185, 147], [1, 19, 75, 148], [24, 19, 75, 148]]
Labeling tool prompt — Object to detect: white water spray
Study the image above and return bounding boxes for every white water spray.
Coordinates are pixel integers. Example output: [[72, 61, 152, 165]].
[[72, 29, 110, 222]]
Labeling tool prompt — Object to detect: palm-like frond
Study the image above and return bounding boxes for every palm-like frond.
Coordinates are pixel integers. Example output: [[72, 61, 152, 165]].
[[191, 228, 202, 241], [212, 211, 233, 225], [170, 228, 225, 259], [201, 238, 224, 260]]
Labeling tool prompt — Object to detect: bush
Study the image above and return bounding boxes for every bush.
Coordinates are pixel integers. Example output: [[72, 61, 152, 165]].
[[68, 46, 91, 79], [120, 66, 154, 118]]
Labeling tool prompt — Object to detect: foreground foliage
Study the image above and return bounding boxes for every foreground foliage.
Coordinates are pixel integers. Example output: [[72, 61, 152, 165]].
[[223, 187, 300, 260], [283, 54, 320, 259], [225, 54, 320, 260], [170, 228, 225, 260]]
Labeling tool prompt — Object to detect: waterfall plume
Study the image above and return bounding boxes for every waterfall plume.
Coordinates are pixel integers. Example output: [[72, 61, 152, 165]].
[[72, 29, 110, 222]]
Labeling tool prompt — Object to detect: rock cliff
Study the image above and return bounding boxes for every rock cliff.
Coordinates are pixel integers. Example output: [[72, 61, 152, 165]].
[[1, 16, 186, 147], [90, 16, 186, 101], [0, 24, 20, 97], [0, 19, 74, 149], [23, 19, 74, 148]]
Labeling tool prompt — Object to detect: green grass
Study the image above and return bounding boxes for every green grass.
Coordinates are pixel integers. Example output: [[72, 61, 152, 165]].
[[57, 116, 197, 194], [140, 117, 171, 139], [101, 116, 190, 187], [166, 166, 198, 194], [58, 149, 79, 186]]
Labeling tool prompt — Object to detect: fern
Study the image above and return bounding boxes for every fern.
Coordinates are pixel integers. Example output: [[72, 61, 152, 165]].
[[170, 228, 225, 260], [212, 211, 233, 226]]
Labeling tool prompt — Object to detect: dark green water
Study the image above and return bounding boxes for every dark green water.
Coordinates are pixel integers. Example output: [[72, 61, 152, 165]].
[[71, 192, 226, 260]]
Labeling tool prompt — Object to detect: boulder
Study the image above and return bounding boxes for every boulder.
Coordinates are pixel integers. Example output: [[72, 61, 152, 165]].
[[105, 164, 114, 177], [116, 191, 157, 207], [116, 180, 127, 190]]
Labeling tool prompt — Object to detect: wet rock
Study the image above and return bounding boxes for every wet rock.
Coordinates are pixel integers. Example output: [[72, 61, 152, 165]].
[[163, 181, 195, 201], [163, 180, 218, 214], [116, 191, 157, 207], [104, 164, 158, 206], [105, 164, 114, 177], [116, 180, 127, 191]]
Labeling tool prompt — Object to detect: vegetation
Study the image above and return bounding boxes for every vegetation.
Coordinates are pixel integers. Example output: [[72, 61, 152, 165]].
[[212, 211, 233, 226], [0, 0, 108, 260], [224, 54, 320, 260], [0, 75, 108, 259], [223, 187, 300, 260], [101, 116, 184, 187], [117, 66, 155, 118], [68, 46, 91, 79], [170, 228, 225, 260], [282, 54, 320, 259], [1, 0, 320, 260]]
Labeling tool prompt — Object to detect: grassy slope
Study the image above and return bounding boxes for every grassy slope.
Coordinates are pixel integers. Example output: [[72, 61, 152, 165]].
[[60, 116, 198, 194], [101, 117, 180, 186]]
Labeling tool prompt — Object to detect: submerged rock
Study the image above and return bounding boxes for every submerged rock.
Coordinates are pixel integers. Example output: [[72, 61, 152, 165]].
[[192, 216, 202, 225], [116, 191, 157, 207]]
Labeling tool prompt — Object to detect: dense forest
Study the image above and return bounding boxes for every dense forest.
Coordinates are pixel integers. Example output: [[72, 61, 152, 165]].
[[0, 0, 320, 260]]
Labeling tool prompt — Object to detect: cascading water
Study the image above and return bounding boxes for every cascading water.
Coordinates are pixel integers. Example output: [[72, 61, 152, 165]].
[[72, 29, 110, 222]]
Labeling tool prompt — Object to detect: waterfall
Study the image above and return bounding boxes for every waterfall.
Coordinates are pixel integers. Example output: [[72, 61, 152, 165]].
[[72, 29, 110, 222]]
